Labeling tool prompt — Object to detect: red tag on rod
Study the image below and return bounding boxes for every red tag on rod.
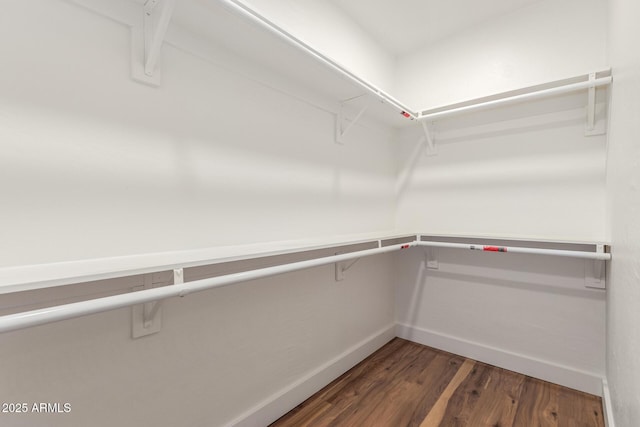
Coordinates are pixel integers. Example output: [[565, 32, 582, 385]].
[[483, 246, 507, 252]]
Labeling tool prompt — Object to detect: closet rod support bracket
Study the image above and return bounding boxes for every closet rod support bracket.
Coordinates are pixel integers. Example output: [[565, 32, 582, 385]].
[[586, 72, 596, 132], [132, 268, 183, 338], [585, 245, 606, 289], [585, 72, 607, 136], [424, 248, 439, 270], [335, 254, 360, 281]]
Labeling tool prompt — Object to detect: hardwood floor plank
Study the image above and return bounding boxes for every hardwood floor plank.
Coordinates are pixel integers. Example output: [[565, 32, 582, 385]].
[[512, 377, 560, 427], [557, 384, 605, 427], [435, 363, 495, 426], [326, 346, 438, 426], [356, 380, 425, 426], [322, 343, 461, 426], [271, 339, 409, 427], [419, 358, 476, 426], [280, 402, 334, 427], [349, 348, 460, 426], [462, 364, 525, 427], [270, 339, 604, 427], [405, 353, 469, 426]]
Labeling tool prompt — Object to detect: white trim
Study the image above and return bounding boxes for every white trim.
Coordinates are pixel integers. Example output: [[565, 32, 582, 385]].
[[225, 324, 396, 427], [396, 323, 604, 396], [602, 379, 616, 427]]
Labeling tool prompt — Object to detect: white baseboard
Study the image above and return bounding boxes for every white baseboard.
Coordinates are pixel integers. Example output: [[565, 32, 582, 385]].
[[227, 324, 396, 427], [396, 323, 604, 396], [602, 379, 616, 427]]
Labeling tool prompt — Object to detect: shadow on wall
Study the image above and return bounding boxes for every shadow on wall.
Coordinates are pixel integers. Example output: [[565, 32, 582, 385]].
[[0, 2, 398, 266]]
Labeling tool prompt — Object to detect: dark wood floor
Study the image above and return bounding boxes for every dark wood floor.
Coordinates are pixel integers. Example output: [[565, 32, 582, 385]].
[[270, 338, 604, 427]]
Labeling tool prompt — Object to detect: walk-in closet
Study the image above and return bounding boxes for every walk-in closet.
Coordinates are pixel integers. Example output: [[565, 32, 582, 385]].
[[1, 0, 638, 426]]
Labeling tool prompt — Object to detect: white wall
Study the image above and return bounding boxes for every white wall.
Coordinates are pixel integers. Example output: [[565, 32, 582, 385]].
[[0, 250, 396, 427], [0, 1, 622, 426], [0, 0, 397, 267], [395, 94, 608, 242], [394, 243, 606, 394], [395, 0, 609, 110], [605, 0, 640, 423], [391, 0, 610, 398], [239, 0, 397, 95], [392, 0, 609, 242], [0, 1, 398, 426]]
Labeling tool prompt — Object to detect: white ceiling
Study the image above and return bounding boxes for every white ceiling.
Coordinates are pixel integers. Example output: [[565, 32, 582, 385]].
[[330, 0, 545, 57]]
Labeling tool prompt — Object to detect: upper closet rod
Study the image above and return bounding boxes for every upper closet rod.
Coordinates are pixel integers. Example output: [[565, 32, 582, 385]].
[[219, 0, 417, 119], [417, 76, 612, 121]]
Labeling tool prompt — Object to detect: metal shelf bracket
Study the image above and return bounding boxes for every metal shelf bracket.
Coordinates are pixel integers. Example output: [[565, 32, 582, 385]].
[[131, 0, 176, 86], [336, 95, 373, 144], [420, 121, 438, 156]]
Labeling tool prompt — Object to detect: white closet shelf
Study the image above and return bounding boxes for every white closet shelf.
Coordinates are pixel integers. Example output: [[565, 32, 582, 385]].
[[214, 1, 613, 126], [0, 232, 414, 295], [215, 0, 417, 119], [416, 70, 612, 121], [0, 234, 610, 334], [0, 232, 609, 296], [75, 0, 614, 130], [417, 232, 610, 246]]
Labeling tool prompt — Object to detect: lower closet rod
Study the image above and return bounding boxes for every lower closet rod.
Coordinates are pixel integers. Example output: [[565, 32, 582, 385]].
[[0, 242, 417, 334], [417, 241, 611, 260]]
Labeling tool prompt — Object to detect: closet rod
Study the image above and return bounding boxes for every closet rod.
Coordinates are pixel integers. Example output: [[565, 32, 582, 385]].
[[0, 239, 610, 333], [417, 76, 612, 121], [219, 0, 417, 118], [0, 242, 416, 334], [417, 241, 611, 260]]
